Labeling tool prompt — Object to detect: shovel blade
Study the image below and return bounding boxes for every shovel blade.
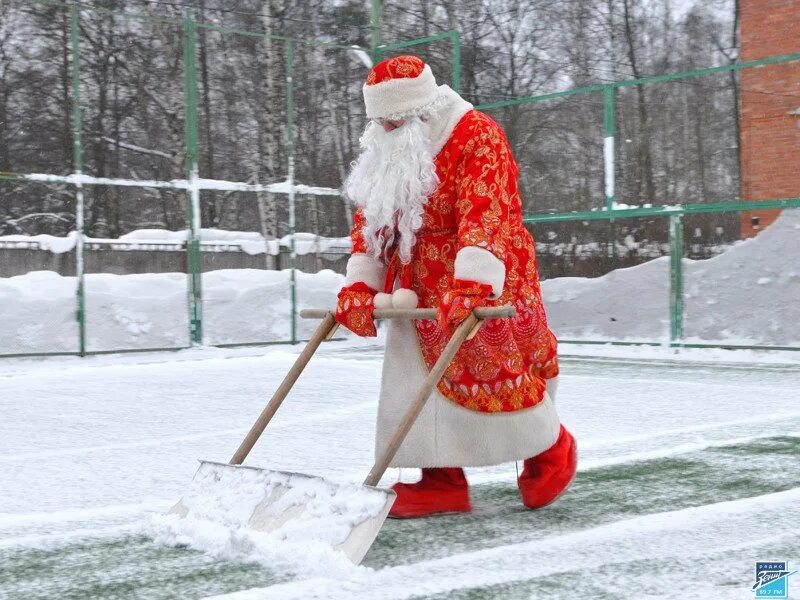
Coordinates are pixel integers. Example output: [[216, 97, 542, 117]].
[[169, 460, 395, 565]]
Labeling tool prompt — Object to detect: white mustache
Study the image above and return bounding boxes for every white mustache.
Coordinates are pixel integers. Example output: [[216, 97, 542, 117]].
[[344, 118, 439, 264]]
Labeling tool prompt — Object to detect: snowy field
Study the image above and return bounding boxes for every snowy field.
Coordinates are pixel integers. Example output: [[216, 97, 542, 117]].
[[2, 341, 799, 599]]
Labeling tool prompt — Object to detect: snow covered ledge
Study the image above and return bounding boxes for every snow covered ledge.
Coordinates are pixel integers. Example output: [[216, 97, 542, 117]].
[[454, 246, 506, 299], [345, 253, 386, 292]]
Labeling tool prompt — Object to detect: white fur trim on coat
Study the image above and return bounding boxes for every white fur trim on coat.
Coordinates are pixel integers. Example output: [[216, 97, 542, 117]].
[[426, 85, 473, 158], [374, 292, 393, 309], [344, 253, 385, 292], [391, 288, 418, 309], [375, 318, 561, 468], [363, 65, 440, 120], [454, 246, 506, 299]]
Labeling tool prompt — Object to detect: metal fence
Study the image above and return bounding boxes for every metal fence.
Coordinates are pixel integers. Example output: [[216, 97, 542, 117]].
[[479, 52, 800, 351], [0, 1, 459, 357]]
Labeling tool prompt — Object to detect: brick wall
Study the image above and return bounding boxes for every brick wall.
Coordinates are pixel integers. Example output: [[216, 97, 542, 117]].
[[739, 0, 800, 237]]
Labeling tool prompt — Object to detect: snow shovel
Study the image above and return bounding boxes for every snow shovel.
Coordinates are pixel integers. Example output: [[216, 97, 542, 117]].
[[169, 305, 516, 565]]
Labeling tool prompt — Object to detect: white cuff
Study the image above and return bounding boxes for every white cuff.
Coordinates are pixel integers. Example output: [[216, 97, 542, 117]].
[[345, 253, 386, 292], [454, 246, 505, 298]]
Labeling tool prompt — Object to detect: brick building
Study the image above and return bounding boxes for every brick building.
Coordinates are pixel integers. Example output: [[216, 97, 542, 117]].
[[739, 0, 800, 237]]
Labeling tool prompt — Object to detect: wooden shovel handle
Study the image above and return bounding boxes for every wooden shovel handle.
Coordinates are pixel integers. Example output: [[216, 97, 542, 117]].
[[229, 312, 338, 465]]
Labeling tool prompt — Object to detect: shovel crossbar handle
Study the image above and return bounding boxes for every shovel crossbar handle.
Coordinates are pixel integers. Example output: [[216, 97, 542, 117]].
[[299, 306, 516, 320]]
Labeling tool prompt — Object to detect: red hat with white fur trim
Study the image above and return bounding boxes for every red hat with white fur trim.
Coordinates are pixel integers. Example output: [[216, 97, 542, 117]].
[[363, 55, 441, 120]]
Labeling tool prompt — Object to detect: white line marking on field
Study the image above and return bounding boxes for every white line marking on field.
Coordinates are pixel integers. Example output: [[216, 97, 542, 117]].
[[0, 523, 141, 550], [469, 430, 800, 485], [0, 501, 167, 529], [576, 410, 800, 448]]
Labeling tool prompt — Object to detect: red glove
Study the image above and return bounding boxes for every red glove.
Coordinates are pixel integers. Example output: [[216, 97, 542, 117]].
[[335, 282, 377, 337], [438, 279, 494, 331]]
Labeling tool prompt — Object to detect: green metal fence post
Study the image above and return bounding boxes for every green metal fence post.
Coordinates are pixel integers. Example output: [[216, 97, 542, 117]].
[[70, 4, 87, 357], [286, 40, 297, 344], [451, 31, 461, 93], [370, 0, 382, 64], [669, 214, 684, 345], [183, 9, 203, 345]]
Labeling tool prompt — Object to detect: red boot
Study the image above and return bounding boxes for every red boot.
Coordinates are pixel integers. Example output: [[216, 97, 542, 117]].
[[388, 468, 472, 518], [518, 425, 577, 509]]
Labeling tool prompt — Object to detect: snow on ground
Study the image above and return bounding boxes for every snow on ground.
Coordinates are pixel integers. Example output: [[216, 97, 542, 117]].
[[1, 342, 799, 599]]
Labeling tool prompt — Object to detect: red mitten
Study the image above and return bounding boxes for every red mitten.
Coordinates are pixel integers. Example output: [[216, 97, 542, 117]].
[[335, 282, 377, 337], [438, 279, 494, 331]]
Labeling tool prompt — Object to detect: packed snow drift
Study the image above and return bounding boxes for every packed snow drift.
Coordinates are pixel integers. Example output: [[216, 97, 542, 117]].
[[152, 463, 389, 576], [544, 208, 800, 345]]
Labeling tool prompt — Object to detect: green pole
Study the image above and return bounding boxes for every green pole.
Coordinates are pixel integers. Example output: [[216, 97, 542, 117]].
[[286, 40, 297, 344], [603, 85, 618, 265], [669, 214, 684, 344], [70, 4, 86, 357], [451, 31, 461, 93], [183, 9, 203, 345], [370, 0, 382, 63]]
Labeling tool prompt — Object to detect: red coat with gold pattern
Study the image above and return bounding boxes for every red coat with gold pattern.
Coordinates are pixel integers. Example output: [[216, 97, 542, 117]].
[[351, 109, 559, 413]]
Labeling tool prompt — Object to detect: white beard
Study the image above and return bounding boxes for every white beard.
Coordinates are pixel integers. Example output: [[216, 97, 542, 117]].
[[344, 117, 439, 264]]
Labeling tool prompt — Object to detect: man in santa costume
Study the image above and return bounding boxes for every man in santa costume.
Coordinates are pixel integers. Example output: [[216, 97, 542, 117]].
[[335, 55, 577, 518]]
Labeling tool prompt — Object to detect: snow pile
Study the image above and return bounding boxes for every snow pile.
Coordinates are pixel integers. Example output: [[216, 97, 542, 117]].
[[543, 209, 800, 345], [544, 257, 671, 341], [149, 463, 387, 577], [0, 269, 344, 353], [120, 228, 261, 244], [681, 212, 800, 345], [202, 269, 344, 345], [0, 270, 81, 352]]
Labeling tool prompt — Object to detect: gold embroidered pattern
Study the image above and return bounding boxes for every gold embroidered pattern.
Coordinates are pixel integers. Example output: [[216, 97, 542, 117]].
[[348, 110, 559, 413]]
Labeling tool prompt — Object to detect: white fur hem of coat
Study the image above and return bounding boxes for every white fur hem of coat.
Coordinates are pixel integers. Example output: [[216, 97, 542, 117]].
[[375, 318, 561, 468]]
